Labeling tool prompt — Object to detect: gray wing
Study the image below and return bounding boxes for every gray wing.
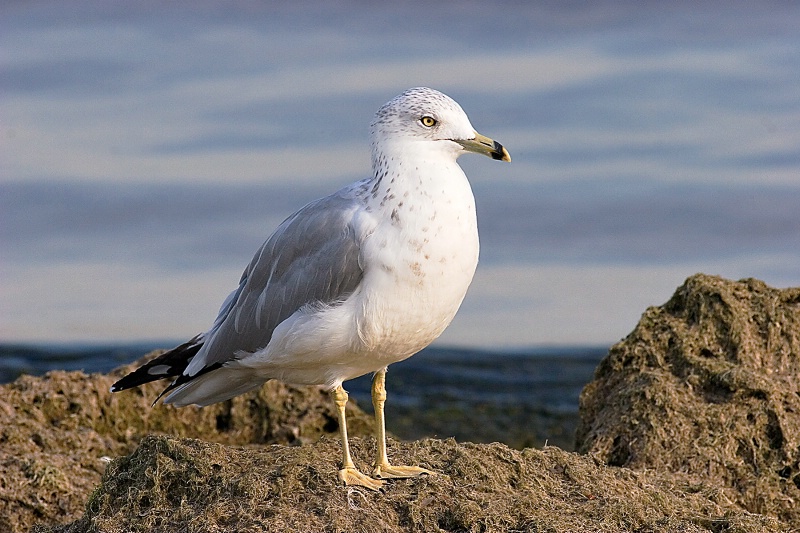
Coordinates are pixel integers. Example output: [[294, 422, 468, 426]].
[[187, 192, 365, 375]]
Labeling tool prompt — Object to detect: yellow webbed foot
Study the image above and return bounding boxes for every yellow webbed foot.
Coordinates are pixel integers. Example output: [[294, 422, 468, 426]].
[[338, 466, 385, 491], [372, 463, 436, 480]]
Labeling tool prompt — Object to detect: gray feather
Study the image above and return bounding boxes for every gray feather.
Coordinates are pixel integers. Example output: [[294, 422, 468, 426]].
[[190, 191, 364, 374]]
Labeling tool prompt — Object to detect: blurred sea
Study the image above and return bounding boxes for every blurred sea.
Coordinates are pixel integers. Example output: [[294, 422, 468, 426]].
[[0, 343, 607, 450]]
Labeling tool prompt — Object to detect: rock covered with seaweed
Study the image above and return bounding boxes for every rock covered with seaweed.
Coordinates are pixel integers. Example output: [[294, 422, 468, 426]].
[[2, 273, 797, 532], [48, 434, 779, 533], [0, 359, 374, 533], [577, 273, 800, 524]]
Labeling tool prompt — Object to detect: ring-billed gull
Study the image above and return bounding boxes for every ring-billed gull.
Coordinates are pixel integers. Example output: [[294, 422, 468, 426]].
[[111, 87, 510, 490]]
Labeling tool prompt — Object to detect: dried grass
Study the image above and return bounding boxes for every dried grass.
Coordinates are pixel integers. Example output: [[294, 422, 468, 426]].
[[4, 273, 798, 532], [47, 435, 780, 532], [577, 274, 800, 528], [0, 356, 373, 533]]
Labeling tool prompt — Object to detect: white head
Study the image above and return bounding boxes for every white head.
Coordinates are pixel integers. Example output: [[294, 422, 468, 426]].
[[369, 87, 510, 168]]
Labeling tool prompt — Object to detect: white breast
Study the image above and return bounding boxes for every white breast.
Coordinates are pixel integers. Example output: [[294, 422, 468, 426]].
[[354, 155, 479, 359]]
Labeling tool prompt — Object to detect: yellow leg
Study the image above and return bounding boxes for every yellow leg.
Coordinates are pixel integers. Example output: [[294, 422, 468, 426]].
[[333, 385, 384, 491], [371, 367, 435, 480]]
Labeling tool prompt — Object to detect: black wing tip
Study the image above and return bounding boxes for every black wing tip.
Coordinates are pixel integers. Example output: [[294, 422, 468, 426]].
[[109, 372, 156, 393], [109, 335, 204, 394], [109, 374, 148, 393], [108, 381, 146, 394]]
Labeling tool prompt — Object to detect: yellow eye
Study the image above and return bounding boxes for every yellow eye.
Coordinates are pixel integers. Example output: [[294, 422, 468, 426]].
[[420, 116, 437, 127]]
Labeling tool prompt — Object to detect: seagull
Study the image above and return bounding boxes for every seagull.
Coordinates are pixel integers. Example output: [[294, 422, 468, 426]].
[[111, 87, 510, 490]]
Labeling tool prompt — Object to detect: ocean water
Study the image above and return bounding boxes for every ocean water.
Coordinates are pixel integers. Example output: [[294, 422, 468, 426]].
[[0, 343, 607, 449]]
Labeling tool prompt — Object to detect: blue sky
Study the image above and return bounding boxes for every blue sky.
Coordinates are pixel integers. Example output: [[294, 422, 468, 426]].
[[2, 1, 799, 347]]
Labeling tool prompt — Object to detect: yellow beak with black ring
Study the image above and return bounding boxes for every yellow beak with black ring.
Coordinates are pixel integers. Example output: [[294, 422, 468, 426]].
[[456, 131, 511, 162]]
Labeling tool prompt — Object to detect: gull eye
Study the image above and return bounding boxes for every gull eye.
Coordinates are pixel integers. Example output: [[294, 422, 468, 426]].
[[420, 116, 437, 128]]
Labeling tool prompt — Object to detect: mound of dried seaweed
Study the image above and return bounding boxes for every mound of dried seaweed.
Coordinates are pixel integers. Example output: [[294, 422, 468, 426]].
[[6, 273, 800, 532], [0, 356, 373, 533], [49, 434, 779, 533], [577, 274, 800, 526]]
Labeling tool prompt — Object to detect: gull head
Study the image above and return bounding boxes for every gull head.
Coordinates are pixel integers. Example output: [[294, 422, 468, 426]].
[[370, 87, 511, 164]]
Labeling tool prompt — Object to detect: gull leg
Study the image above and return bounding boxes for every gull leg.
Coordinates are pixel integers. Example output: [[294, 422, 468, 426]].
[[333, 385, 384, 491], [371, 367, 435, 479]]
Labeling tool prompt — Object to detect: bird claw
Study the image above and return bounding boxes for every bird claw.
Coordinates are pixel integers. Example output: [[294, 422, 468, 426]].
[[372, 463, 436, 480], [338, 467, 385, 491]]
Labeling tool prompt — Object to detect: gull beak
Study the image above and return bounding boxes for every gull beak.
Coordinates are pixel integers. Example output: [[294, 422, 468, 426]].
[[456, 131, 511, 162]]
